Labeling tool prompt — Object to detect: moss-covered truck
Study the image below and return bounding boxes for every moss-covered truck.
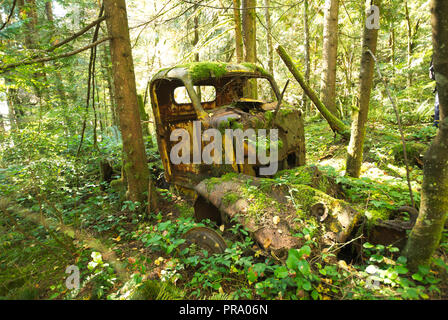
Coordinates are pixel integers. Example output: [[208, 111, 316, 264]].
[[150, 62, 360, 255]]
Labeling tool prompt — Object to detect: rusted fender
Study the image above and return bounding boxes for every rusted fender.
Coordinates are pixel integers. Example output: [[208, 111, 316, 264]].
[[194, 173, 362, 254]]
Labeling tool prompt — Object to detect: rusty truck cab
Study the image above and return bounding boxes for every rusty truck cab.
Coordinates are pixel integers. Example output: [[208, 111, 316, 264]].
[[150, 62, 306, 198]]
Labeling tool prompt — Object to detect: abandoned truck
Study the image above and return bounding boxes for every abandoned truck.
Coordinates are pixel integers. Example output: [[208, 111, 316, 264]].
[[149, 62, 361, 255]]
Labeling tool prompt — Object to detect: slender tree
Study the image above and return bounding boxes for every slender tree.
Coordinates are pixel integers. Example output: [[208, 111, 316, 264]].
[[242, 0, 257, 98], [302, 0, 311, 113], [264, 0, 273, 76], [233, 0, 244, 63], [345, 0, 381, 178], [320, 0, 340, 117], [404, 0, 448, 271], [104, 0, 156, 207], [264, 0, 275, 100], [192, 4, 200, 63]]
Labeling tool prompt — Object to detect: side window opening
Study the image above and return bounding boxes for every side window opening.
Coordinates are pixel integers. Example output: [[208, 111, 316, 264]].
[[173, 86, 216, 104]]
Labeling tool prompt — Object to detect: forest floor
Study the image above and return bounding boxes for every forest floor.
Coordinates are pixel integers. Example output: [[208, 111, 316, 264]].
[[1, 118, 447, 300]]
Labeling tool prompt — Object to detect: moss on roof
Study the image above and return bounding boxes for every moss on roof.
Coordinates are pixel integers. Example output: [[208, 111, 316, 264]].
[[152, 61, 271, 83]]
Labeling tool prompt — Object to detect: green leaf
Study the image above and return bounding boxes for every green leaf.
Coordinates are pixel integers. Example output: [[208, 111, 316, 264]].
[[397, 256, 407, 265], [412, 273, 423, 282], [297, 260, 311, 276], [302, 280, 312, 291], [286, 249, 300, 270], [247, 269, 258, 282], [274, 266, 289, 279], [417, 265, 430, 276], [298, 245, 311, 258], [395, 265, 408, 275], [363, 242, 374, 249]]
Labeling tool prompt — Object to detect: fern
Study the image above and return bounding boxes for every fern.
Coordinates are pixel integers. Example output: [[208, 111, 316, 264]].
[[205, 292, 232, 300], [130, 280, 185, 300]]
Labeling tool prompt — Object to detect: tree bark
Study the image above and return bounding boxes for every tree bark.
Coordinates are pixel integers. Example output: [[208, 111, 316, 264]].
[[45, 0, 54, 22], [45, 1, 67, 105], [233, 0, 244, 63], [264, 0, 275, 101], [404, 0, 448, 271], [320, 0, 340, 118], [276, 45, 349, 138], [264, 0, 273, 76], [345, 0, 381, 178], [242, 0, 257, 98], [405, 0, 413, 87], [302, 0, 311, 113], [101, 44, 119, 129], [104, 0, 155, 206], [18, 0, 38, 50], [192, 4, 200, 62]]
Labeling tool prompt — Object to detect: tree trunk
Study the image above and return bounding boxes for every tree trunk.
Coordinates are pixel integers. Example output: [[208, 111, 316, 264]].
[[192, 4, 200, 62], [18, 0, 38, 50], [404, 0, 448, 271], [137, 94, 150, 140], [405, 0, 413, 87], [302, 0, 311, 114], [45, 0, 54, 22], [264, 0, 275, 99], [104, 0, 156, 206], [6, 87, 19, 130], [0, 114, 5, 133], [390, 26, 395, 76], [18, 0, 48, 104], [242, 0, 257, 98], [277, 45, 349, 138], [264, 0, 275, 100], [45, 1, 68, 104], [102, 44, 119, 128], [320, 0, 339, 118], [345, 0, 381, 178], [233, 0, 244, 63]]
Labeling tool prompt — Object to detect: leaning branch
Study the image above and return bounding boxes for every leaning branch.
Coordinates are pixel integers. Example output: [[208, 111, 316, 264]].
[[0, 0, 17, 32], [0, 37, 111, 73], [276, 45, 350, 138], [47, 16, 106, 52]]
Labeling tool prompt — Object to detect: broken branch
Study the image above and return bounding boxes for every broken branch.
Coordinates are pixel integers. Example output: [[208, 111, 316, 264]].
[[0, 37, 111, 73], [276, 44, 350, 138]]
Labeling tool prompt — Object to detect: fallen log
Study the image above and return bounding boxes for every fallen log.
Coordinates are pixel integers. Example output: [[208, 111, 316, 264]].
[[194, 173, 362, 256]]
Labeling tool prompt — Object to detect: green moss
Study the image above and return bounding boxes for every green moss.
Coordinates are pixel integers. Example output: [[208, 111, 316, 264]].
[[217, 118, 244, 134], [264, 110, 274, 123], [222, 192, 241, 207], [205, 177, 221, 193], [124, 162, 133, 172], [221, 172, 239, 181], [392, 142, 427, 165], [364, 208, 391, 222], [240, 182, 285, 221], [175, 202, 194, 218], [278, 105, 296, 116], [240, 62, 271, 77], [177, 62, 229, 81]]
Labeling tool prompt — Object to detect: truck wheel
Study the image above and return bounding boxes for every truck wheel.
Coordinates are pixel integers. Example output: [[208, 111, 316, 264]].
[[183, 226, 227, 254]]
